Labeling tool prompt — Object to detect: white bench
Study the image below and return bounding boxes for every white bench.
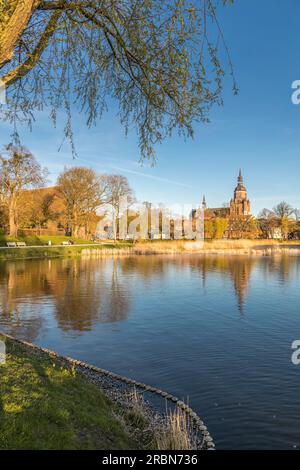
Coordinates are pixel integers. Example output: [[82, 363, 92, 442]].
[[6, 242, 17, 248], [16, 242, 26, 247]]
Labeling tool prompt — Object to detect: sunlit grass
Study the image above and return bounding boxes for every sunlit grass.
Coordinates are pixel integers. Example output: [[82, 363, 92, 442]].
[[0, 336, 138, 450], [0, 237, 299, 260], [0, 234, 94, 247], [133, 239, 300, 254]]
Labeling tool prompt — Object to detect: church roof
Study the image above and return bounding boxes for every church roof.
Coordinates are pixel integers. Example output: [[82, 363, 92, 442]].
[[198, 170, 250, 219], [206, 207, 230, 218], [235, 169, 247, 191]]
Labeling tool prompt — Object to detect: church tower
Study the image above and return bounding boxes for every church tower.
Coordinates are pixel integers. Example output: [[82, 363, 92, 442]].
[[230, 170, 251, 217]]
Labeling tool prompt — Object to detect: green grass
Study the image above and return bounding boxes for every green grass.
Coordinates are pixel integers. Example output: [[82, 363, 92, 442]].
[[38, 235, 94, 245], [0, 243, 134, 260], [0, 336, 139, 450], [0, 233, 134, 259], [0, 237, 300, 260], [0, 234, 94, 247]]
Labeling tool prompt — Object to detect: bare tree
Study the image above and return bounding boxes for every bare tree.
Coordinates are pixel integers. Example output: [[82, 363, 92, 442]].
[[0, 144, 47, 236], [258, 204, 295, 240], [258, 208, 275, 220], [273, 202, 295, 219], [105, 174, 134, 239], [258, 208, 278, 239], [106, 174, 134, 211], [294, 208, 300, 221], [0, 0, 236, 160]]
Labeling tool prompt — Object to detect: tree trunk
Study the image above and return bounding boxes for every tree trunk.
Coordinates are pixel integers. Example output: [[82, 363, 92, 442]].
[[8, 197, 18, 237], [73, 224, 79, 238], [85, 220, 90, 240], [0, 0, 38, 68]]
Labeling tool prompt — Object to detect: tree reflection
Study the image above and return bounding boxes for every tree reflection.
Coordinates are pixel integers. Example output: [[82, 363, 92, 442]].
[[0, 260, 45, 341], [0, 255, 299, 339], [0, 258, 132, 336], [54, 258, 131, 329]]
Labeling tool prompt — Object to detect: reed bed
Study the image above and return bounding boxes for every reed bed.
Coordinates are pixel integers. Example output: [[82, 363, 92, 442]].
[[155, 408, 196, 450]]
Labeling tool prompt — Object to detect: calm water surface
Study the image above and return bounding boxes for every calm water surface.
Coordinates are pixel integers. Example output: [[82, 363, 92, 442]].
[[0, 254, 300, 449]]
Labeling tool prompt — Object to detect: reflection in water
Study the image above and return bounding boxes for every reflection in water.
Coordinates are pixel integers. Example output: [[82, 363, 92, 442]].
[[1, 254, 300, 449], [172, 256, 255, 312], [0, 258, 132, 338], [0, 261, 44, 341], [0, 255, 298, 339]]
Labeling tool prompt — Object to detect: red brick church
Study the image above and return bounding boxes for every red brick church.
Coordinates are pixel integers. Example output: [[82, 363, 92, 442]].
[[202, 170, 251, 218]]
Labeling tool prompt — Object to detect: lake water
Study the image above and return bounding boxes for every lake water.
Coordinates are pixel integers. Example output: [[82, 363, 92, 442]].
[[0, 254, 300, 449]]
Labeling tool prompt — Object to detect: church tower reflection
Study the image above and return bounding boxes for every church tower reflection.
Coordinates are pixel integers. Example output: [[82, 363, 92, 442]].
[[188, 255, 255, 313], [228, 257, 254, 313]]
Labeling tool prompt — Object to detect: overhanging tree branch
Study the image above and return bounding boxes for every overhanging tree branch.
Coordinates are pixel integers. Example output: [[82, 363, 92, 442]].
[[2, 10, 63, 87], [0, 0, 41, 68], [0, 1, 235, 161]]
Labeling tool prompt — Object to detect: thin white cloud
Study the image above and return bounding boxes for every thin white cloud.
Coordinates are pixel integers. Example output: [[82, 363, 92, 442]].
[[110, 165, 195, 189]]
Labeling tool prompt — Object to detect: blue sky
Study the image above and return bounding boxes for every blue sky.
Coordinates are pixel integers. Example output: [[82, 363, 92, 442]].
[[1, 0, 300, 215]]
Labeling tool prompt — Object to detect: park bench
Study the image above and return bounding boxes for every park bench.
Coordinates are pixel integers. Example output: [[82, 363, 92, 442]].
[[16, 242, 26, 247], [6, 242, 17, 248]]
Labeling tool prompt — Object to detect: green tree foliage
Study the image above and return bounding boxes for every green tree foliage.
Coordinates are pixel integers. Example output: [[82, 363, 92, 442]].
[[259, 202, 298, 239], [281, 215, 290, 240], [214, 217, 228, 239], [204, 219, 215, 239], [246, 217, 260, 239], [0, 0, 236, 160]]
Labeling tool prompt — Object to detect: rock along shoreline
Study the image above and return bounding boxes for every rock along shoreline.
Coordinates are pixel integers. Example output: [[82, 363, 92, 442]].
[[0, 332, 215, 450]]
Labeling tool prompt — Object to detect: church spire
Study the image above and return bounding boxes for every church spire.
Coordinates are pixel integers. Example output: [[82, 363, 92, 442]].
[[238, 168, 243, 184], [202, 194, 207, 210], [230, 169, 251, 217]]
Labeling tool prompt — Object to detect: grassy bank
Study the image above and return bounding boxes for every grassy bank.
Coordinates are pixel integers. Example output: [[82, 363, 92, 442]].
[[0, 336, 142, 450], [0, 238, 300, 260], [0, 244, 101, 259], [0, 234, 94, 247], [0, 235, 132, 259], [0, 335, 199, 450]]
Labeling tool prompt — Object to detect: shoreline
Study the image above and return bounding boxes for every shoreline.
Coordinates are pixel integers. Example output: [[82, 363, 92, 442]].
[[0, 332, 213, 450], [0, 240, 300, 260]]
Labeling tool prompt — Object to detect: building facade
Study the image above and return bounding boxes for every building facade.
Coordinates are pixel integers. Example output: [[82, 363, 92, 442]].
[[229, 170, 251, 217], [203, 170, 251, 219]]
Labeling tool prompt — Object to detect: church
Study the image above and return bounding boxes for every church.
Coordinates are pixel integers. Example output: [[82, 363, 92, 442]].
[[202, 170, 251, 219]]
